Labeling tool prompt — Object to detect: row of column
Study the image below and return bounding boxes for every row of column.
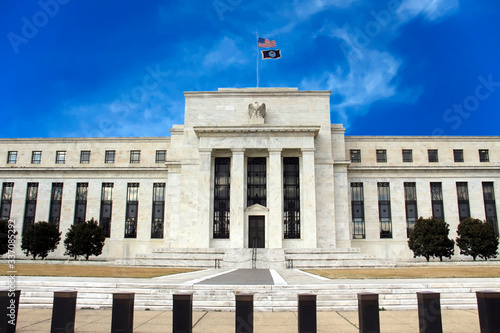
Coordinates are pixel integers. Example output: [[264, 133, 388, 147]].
[[199, 147, 318, 248]]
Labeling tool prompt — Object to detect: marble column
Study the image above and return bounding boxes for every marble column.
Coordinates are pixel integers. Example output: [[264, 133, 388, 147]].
[[230, 149, 245, 248], [268, 149, 283, 248], [301, 148, 317, 248], [197, 148, 212, 248]]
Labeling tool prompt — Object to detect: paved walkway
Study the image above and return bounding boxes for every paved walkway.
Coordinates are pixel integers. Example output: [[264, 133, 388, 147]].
[[197, 269, 275, 285], [15, 308, 480, 332]]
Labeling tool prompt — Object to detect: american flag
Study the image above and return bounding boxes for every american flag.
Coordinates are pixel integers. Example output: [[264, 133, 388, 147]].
[[258, 37, 276, 48]]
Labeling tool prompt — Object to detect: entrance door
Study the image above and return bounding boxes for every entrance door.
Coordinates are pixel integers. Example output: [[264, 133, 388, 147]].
[[248, 216, 265, 248]]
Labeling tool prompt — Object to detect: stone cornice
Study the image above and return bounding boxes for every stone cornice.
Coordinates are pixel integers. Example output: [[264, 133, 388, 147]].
[[347, 165, 500, 173], [193, 125, 320, 138], [184, 88, 331, 98], [346, 136, 500, 142], [0, 137, 171, 144]]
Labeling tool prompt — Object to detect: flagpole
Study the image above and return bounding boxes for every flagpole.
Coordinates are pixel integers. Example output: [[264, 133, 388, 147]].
[[256, 32, 259, 88]]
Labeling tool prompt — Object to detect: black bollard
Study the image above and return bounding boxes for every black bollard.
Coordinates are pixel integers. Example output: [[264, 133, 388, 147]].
[[358, 292, 380, 333], [298, 294, 317, 333], [235, 293, 254, 333], [111, 292, 135, 333], [173, 293, 193, 333], [417, 291, 443, 333], [0, 289, 20, 333], [476, 291, 500, 333], [51, 290, 77, 333]]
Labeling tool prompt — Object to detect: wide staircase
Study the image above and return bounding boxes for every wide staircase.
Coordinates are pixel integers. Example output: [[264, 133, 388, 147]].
[[119, 248, 396, 269], [9, 271, 499, 311]]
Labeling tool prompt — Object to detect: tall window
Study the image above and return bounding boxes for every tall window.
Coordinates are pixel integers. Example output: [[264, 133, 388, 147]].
[[430, 182, 444, 221], [404, 182, 418, 237], [402, 149, 413, 162], [74, 183, 88, 224], [49, 183, 63, 228], [351, 183, 365, 239], [378, 182, 392, 238], [479, 149, 489, 162], [100, 183, 113, 237], [7, 151, 17, 164], [483, 182, 498, 235], [105, 150, 115, 163], [456, 182, 470, 222], [31, 151, 42, 164], [214, 158, 230, 238], [428, 149, 438, 162], [80, 151, 90, 163], [155, 150, 166, 163], [454, 149, 464, 162], [125, 183, 139, 238], [151, 183, 165, 238], [130, 150, 141, 163], [23, 183, 38, 233], [350, 149, 361, 163], [1, 183, 14, 220], [247, 157, 266, 206], [283, 157, 300, 239], [55, 151, 66, 164], [376, 149, 387, 163]]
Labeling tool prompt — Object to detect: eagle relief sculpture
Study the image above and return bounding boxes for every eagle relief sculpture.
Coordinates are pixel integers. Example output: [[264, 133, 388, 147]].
[[248, 102, 266, 119]]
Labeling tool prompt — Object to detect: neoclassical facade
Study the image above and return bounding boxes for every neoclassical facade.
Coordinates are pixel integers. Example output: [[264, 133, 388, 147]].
[[1, 88, 499, 266]]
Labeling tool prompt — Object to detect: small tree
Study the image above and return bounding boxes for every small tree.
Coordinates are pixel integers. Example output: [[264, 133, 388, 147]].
[[456, 217, 499, 261], [64, 218, 105, 260], [0, 220, 10, 256], [21, 221, 61, 259], [408, 217, 455, 262]]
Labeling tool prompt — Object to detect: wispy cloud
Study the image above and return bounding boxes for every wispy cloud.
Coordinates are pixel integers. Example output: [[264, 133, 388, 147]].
[[203, 37, 248, 68], [301, 27, 403, 126], [292, 0, 359, 19], [62, 90, 183, 138], [397, 0, 459, 22]]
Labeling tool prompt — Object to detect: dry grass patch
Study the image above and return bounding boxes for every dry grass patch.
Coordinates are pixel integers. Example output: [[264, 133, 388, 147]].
[[306, 266, 500, 279], [0, 263, 198, 278]]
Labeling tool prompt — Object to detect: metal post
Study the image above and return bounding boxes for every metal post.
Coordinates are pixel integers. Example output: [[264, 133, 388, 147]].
[[476, 291, 500, 333], [235, 293, 253, 333], [417, 291, 443, 333], [173, 293, 193, 333], [111, 292, 135, 333], [298, 294, 317, 333], [0, 290, 20, 333], [51, 290, 77, 333], [358, 292, 380, 333]]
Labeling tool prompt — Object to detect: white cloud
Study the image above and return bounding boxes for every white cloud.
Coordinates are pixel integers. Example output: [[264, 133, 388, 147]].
[[300, 27, 405, 127], [203, 37, 247, 68], [397, 0, 459, 22], [64, 89, 184, 138], [292, 0, 359, 19]]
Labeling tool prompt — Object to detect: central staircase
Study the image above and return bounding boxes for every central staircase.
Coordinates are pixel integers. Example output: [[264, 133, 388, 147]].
[[121, 248, 396, 268]]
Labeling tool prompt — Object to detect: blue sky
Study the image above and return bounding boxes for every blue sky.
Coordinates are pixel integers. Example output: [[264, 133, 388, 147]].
[[1, 0, 500, 138]]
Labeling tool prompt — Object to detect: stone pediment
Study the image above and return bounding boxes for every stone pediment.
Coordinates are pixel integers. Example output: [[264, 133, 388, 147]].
[[245, 204, 269, 213]]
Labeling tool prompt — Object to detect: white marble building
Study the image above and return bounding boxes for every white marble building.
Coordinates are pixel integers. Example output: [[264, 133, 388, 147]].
[[1, 88, 499, 267]]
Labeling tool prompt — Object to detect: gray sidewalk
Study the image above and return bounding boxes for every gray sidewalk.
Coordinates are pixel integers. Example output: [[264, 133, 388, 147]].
[[15, 308, 480, 332]]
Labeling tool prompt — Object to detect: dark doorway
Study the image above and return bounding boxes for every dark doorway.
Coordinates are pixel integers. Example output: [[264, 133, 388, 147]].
[[248, 216, 265, 248]]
